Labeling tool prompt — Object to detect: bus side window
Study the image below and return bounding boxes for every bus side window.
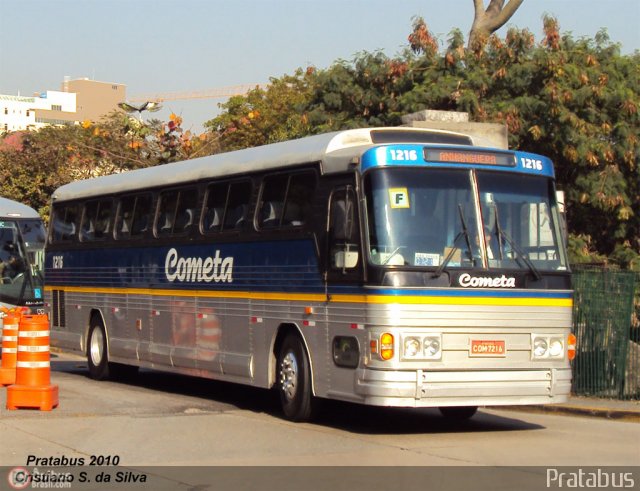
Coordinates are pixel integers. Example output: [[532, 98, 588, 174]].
[[80, 199, 112, 241], [174, 189, 199, 234], [51, 204, 79, 243], [258, 174, 287, 229], [257, 171, 315, 230], [284, 172, 315, 226], [329, 188, 360, 271], [224, 181, 252, 230], [154, 187, 200, 237], [202, 182, 228, 233], [116, 196, 135, 239], [131, 195, 152, 236]]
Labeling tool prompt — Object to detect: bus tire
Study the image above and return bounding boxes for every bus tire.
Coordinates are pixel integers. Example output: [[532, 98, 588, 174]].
[[277, 334, 316, 422], [87, 317, 110, 380], [439, 406, 478, 420]]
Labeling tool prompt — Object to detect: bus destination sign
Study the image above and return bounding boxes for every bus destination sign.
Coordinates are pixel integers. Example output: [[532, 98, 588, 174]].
[[424, 148, 515, 167]]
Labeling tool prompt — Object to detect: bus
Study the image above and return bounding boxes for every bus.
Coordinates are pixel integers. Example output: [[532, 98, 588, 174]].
[[45, 127, 574, 421], [0, 197, 46, 313]]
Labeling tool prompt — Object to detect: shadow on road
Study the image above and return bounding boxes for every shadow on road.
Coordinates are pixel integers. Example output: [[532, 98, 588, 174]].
[[51, 355, 544, 435]]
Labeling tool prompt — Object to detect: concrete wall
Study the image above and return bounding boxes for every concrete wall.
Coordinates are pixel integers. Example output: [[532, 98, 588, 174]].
[[402, 110, 509, 149]]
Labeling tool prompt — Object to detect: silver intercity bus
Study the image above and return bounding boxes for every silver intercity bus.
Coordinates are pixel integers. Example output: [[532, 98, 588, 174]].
[[45, 128, 574, 421]]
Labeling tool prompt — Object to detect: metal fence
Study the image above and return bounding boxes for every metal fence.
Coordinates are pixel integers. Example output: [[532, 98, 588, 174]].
[[571, 267, 639, 400]]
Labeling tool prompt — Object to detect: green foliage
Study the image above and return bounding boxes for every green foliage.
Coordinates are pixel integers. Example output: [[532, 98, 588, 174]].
[[204, 72, 314, 151]]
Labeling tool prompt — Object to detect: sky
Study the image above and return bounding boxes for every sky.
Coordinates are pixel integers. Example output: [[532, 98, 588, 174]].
[[1, 0, 638, 133]]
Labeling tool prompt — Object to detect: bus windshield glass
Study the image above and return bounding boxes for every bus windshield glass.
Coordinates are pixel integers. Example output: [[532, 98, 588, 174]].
[[0, 219, 45, 307], [365, 168, 568, 272]]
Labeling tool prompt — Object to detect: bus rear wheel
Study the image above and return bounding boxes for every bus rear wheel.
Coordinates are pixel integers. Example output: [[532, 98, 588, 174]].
[[439, 406, 478, 420], [277, 334, 316, 422]]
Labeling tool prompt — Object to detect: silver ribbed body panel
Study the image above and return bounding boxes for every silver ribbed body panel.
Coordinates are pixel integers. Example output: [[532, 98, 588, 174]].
[[47, 287, 573, 408]]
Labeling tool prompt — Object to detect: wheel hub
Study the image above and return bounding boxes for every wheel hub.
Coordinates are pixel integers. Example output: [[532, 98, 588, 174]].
[[280, 351, 298, 401], [90, 328, 104, 366]]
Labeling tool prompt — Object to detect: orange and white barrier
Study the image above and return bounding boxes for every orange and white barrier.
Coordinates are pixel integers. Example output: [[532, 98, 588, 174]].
[[0, 309, 23, 386], [6, 314, 59, 411]]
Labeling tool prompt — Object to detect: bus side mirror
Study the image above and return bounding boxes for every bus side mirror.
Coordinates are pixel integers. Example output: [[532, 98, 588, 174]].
[[333, 248, 359, 269]]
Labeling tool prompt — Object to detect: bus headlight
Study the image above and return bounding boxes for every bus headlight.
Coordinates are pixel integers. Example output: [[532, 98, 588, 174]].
[[549, 338, 564, 357], [400, 334, 442, 361], [404, 337, 421, 358], [423, 336, 441, 359], [533, 337, 548, 358], [532, 334, 565, 360]]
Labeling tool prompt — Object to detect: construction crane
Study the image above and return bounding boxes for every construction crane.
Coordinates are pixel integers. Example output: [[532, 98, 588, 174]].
[[128, 84, 262, 103]]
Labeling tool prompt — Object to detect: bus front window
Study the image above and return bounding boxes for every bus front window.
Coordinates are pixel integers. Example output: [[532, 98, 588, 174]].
[[365, 168, 568, 273], [365, 168, 482, 268], [476, 172, 568, 272], [0, 219, 45, 308]]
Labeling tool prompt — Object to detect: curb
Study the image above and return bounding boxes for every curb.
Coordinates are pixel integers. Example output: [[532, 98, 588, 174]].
[[492, 404, 640, 423]]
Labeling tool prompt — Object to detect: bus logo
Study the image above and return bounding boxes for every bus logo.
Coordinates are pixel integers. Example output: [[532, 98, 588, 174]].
[[458, 273, 516, 288], [165, 248, 233, 283]]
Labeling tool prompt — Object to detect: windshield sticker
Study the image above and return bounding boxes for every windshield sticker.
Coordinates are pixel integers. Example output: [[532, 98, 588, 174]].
[[414, 252, 440, 266], [389, 188, 410, 209]]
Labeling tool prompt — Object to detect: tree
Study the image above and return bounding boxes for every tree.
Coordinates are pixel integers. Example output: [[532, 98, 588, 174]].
[[204, 73, 314, 152], [469, 0, 524, 49], [0, 111, 202, 219]]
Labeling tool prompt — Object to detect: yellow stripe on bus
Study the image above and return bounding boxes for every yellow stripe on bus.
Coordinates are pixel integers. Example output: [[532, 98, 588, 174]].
[[331, 294, 572, 307], [45, 285, 572, 308]]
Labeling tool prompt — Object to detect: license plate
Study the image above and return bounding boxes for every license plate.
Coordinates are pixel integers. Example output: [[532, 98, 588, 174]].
[[470, 339, 506, 357]]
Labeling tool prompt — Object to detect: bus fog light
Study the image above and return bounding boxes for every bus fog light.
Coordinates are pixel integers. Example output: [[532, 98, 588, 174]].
[[533, 337, 548, 358], [549, 338, 564, 358], [424, 336, 441, 359], [404, 337, 421, 358]]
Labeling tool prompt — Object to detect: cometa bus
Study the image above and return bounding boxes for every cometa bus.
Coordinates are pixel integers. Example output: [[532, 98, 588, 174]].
[[45, 127, 574, 421]]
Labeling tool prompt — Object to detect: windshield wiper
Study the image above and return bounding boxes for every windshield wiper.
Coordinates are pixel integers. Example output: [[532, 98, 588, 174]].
[[491, 203, 542, 281], [432, 204, 473, 278]]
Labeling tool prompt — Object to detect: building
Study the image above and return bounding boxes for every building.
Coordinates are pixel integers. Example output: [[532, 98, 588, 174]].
[[59, 77, 126, 122], [0, 91, 76, 132], [1, 78, 126, 134]]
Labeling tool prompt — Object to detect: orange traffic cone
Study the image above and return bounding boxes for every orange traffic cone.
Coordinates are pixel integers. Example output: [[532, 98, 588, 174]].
[[6, 314, 59, 411], [0, 308, 23, 386]]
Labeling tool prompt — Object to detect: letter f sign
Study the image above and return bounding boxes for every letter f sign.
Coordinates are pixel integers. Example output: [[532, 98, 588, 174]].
[[389, 188, 410, 209]]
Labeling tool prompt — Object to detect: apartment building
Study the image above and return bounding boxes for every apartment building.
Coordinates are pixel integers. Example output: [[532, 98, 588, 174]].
[[1, 78, 126, 133]]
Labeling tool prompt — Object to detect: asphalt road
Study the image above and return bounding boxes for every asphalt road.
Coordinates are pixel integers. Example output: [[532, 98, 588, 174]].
[[1, 352, 638, 490]]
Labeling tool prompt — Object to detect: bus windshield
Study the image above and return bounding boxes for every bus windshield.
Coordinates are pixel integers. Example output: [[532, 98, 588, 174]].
[[365, 168, 568, 272], [0, 219, 45, 307]]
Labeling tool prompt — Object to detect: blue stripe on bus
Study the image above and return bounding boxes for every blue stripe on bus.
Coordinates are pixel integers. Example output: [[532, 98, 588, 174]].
[[46, 239, 571, 301]]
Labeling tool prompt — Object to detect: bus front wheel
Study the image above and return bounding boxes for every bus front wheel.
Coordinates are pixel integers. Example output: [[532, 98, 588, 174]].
[[87, 318, 110, 380], [277, 334, 316, 422]]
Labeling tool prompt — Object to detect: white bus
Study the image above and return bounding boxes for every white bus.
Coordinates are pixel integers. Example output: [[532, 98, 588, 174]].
[[45, 127, 574, 421]]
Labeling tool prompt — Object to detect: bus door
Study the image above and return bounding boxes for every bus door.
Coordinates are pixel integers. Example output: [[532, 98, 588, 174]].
[[323, 186, 366, 397]]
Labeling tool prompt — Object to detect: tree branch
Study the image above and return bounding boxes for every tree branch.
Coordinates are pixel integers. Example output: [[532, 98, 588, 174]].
[[469, 0, 524, 48], [487, 0, 524, 32]]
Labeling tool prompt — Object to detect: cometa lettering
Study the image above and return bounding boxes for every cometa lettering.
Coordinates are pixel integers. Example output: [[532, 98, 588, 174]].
[[458, 273, 516, 288], [165, 248, 233, 283]]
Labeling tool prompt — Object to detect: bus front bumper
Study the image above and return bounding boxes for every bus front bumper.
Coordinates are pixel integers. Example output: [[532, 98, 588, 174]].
[[353, 367, 572, 408]]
